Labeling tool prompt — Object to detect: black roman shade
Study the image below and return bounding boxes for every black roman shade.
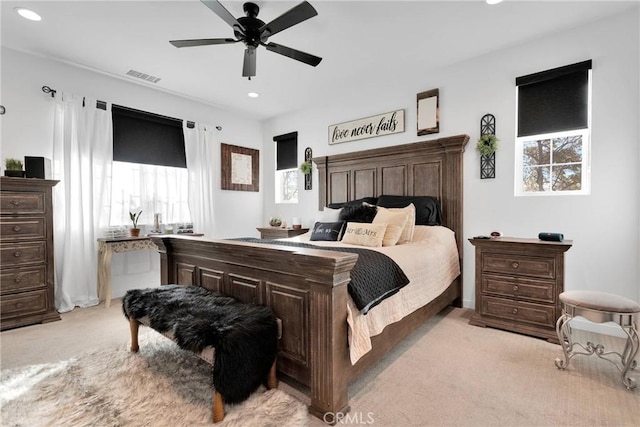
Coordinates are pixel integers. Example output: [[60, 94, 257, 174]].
[[112, 105, 187, 168], [274, 131, 298, 171], [516, 60, 592, 137]]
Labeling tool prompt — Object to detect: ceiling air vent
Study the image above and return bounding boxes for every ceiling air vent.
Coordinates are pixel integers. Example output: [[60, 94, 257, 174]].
[[126, 69, 161, 84]]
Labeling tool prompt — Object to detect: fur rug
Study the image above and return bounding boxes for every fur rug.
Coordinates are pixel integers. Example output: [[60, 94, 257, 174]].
[[0, 331, 308, 427]]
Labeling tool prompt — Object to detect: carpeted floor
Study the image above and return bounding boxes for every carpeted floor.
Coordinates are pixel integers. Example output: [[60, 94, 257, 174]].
[[1, 301, 638, 426]]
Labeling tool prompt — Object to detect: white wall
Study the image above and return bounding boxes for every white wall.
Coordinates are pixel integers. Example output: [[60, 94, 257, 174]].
[[262, 9, 640, 307], [1, 47, 265, 298]]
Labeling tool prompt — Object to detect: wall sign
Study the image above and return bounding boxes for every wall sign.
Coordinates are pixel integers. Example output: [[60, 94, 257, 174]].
[[328, 109, 405, 145]]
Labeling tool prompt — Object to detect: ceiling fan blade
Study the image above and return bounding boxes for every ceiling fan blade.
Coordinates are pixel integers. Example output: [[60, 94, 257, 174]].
[[201, 0, 246, 33], [243, 48, 257, 77], [259, 1, 318, 38], [265, 42, 322, 67], [170, 38, 238, 48]]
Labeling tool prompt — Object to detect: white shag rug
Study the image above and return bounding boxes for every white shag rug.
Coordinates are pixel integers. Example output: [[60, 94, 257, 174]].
[[0, 332, 309, 427]]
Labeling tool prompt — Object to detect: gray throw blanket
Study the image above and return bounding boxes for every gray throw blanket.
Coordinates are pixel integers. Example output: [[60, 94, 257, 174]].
[[232, 238, 410, 314]]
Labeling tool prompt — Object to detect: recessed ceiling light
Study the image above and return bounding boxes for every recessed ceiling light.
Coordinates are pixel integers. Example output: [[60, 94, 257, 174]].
[[486, 0, 504, 5], [248, 92, 259, 98], [15, 7, 42, 21]]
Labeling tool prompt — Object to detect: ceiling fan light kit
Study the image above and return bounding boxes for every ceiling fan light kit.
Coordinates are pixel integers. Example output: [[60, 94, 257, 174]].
[[170, 0, 322, 79]]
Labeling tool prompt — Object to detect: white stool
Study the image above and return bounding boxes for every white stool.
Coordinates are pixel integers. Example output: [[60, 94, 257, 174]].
[[555, 290, 639, 390]]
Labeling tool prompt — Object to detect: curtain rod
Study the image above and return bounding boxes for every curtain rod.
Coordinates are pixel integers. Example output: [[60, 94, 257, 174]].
[[42, 85, 222, 131]]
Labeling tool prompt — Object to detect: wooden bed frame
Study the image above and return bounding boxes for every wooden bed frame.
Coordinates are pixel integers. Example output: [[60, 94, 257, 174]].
[[152, 134, 469, 423]]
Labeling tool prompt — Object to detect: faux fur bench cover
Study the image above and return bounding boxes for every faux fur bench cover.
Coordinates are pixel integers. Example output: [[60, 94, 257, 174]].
[[122, 285, 278, 404]]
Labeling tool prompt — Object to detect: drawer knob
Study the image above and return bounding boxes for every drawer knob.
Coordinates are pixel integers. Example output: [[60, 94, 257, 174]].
[[15, 302, 24, 309], [13, 225, 22, 232], [513, 285, 519, 291], [512, 308, 518, 315], [13, 251, 22, 258], [11, 200, 20, 206], [512, 262, 519, 269], [14, 275, 22, 283]]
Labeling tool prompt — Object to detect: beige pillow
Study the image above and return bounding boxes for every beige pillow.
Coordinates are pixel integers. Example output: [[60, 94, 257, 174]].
[[373, 204, 416, 244], [341, 222, 388, 247]]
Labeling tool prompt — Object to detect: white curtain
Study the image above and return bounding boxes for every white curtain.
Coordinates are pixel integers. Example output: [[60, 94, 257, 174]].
[[52, 93, 113, 312], [184, 122, 217, 238]]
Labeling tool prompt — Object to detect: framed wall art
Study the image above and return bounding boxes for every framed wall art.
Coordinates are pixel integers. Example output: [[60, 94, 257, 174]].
[[221, 143, 259, 192], [417, 88, 440, 136]]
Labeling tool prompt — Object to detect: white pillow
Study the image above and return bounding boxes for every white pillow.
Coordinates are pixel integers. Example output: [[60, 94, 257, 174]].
[[373, 204, 416, 244], [341, 222, 387, 247], [372, 208, 409, 246], [317, 207, 342, 222]]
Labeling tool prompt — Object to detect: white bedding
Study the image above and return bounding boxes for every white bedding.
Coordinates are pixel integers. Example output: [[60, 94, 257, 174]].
[[286, 225, 460, 364]]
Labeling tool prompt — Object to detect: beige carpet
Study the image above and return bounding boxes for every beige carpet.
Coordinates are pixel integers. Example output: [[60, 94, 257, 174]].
[[1, 302, 638, 426]]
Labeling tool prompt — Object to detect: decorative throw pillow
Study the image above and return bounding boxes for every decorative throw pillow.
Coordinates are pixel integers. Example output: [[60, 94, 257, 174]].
[[317, 207, 342, 222], [339, 203, 378, 223], [374, 204, 416, 244], [341, 222, 387, 247], [376, 195, 442, 225], [310, 221, 346, 241], [372, 207, 411, 246]]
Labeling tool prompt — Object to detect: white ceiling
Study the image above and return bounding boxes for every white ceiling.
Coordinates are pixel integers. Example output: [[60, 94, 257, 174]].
[[2, 0, 637, 120]]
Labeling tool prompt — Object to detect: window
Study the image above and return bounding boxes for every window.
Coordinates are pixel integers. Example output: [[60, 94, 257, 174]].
[[110, 105, 192, 227], [515, 60, 592, 196], [274, 131, 298, 204]]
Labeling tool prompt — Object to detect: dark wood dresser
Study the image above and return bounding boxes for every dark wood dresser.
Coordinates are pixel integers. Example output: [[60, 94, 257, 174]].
[[1, 177, 60, 330], [469, 237, 572, 342]]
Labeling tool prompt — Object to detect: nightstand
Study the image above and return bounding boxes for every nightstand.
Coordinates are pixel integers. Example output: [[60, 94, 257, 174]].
[[468, 237, 572, 343], [257, 227, 309, 239]]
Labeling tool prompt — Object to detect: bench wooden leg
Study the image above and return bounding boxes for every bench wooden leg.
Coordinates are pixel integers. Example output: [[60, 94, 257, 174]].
[[267, 359, 278, 389], [213, 390, 225, 423], [129, 318, 140, 352]]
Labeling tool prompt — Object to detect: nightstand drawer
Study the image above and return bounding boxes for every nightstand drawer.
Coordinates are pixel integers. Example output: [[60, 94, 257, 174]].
[[0, 217, 46, 242], [0, 242, 46, 266], [482, 254, 555, 279], [482, 275, 555, 303], [0, 289, 48, 318], [481, 296, 555, 328], [0, 191, 45, 214], [0, 266, 47, 294]]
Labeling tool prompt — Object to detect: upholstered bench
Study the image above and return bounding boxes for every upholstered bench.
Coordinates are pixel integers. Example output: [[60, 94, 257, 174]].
[[555, 290, 639, 390], [122, 285, 279, 423]]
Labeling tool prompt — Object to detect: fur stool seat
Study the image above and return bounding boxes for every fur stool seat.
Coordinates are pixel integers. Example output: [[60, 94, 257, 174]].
[[122, 285, 279, 423]]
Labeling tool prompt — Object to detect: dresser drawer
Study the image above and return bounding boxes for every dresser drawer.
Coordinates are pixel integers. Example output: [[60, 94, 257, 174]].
[[0, 242, 46, 266], [482, 253, 555, 279], [0, 289, 48, 318], [0, 217, 46, 242], [0, 266, 47, 294], [482, 275, 555, 303], [0, 191, 45, 214], [481, 296, 556, 328]]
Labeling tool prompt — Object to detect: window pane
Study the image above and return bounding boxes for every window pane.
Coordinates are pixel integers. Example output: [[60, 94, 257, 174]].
[[523, 139, 550, 166], [275, 169, 298, 203], [553, 135, 582, 163], [523, 166, 550, 192], [552, 164, 582, 191]]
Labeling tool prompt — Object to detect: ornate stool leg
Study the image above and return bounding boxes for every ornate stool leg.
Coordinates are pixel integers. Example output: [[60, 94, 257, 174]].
[[620, 322, 639, 390], [129, 318, 140, 352], [555, 313, 572, 369], [213, 391, 225, 423], [267, 359, 278, 389]]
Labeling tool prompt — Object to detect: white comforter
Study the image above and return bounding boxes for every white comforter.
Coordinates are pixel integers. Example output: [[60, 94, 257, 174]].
[[286, 225, 460, 364]]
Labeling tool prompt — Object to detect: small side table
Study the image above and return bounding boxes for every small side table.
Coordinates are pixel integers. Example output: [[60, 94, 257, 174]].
[[257, 227, 309, 239]]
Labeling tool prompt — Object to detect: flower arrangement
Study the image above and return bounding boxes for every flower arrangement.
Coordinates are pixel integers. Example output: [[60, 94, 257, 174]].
[[269, 217, 282, 227], [299, 160, 312, 175], [476, 134, 499, 156]]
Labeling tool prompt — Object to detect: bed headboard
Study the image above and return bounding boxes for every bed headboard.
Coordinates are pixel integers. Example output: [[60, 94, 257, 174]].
[[313, 134, 469, 255]]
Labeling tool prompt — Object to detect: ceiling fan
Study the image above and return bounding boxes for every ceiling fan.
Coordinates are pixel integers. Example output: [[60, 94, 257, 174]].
[[170, 0, 322, 79]]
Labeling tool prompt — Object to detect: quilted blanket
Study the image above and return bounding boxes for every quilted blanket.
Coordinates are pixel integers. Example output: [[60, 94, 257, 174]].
[[232, 238, 410, 314]]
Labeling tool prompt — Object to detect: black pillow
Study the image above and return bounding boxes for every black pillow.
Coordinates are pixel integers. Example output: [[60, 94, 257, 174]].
[[310, 221, 346, 241], [376, 195, 442, 225], [339, 203, 378, 223], [327, 197, 378, 210]]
